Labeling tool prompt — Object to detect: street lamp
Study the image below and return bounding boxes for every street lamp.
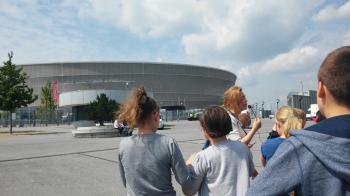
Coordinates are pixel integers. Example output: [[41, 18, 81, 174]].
[[261, 101, 265, 118], [276, 98, 280, 111], [300, 81, 304, 95]]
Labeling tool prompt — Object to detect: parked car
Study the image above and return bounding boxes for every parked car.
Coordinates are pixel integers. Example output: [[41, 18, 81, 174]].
[[158, 115, 165, 129], [187, 112, 202, 121], [306, 104, 319, 121]]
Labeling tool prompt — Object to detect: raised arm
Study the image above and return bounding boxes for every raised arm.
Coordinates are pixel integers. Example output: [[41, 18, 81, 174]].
[[241, 118, 261, 145]]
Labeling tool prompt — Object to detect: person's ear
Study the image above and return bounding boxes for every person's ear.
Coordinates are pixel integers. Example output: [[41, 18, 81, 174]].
[[201, 127, 209, 139], [153, 112, 158, 122], [275, 122, 279, 130], [276, 121, 282, 131], [317, 81, 326, 99]]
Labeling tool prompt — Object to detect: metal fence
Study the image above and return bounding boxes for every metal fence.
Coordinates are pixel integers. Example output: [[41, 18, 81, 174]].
[[0, 107, 74, 128]]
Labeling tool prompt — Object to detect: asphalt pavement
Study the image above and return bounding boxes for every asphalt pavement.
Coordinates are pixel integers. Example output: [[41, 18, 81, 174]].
[[0, 119, 314, 196]]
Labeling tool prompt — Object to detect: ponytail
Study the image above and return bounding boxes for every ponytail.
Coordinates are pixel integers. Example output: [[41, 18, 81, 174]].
[[117, 86, 159, 128], [276, 106, 303, 137]]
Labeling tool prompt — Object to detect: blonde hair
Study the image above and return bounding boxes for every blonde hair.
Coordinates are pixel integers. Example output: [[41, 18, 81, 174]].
[[117, 86, 159, 128], [223, 86, 244, 113], [275, 106, 303, 137]]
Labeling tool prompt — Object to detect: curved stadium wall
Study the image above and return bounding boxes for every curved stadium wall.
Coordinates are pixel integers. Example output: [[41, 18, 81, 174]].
[[19, 62, 236, 120]]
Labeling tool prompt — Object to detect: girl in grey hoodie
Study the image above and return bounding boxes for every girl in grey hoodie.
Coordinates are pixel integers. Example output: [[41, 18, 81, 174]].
[[117, 86, 190, 196]]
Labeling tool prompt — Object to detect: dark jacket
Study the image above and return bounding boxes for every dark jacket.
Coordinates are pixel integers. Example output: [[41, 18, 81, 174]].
[[247, 114, 350, 196]]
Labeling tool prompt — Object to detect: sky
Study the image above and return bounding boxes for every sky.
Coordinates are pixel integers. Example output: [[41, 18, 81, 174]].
[[0, 0, 349, 111]]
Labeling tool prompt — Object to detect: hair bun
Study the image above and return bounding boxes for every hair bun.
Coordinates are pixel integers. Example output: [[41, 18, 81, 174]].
[[135, 86, 148, 106]]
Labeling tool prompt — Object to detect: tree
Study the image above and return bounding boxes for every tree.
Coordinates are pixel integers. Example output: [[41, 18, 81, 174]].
[[37, 81, 55, 126], [88, 93, 119, 126], [0, 52, 37, 133]]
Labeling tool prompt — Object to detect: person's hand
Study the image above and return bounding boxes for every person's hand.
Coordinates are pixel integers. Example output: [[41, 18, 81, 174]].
[[252, 169, 259, 179], [247, 142, 255, 148], [186, 153, 197, 165], [252, 118, 262, 131]]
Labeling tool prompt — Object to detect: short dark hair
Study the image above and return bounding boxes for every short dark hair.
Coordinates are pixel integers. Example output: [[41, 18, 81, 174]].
[[318, 46, 350, 106], [199, 106, 232, 138]]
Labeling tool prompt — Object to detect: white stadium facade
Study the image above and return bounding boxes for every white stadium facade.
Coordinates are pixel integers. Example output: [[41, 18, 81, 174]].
[[18, 62, 236, 121]]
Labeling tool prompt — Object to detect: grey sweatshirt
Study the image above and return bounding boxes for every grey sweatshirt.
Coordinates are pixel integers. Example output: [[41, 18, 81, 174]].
[[247, 114, 350, 196], [118, 133, 190, 196]]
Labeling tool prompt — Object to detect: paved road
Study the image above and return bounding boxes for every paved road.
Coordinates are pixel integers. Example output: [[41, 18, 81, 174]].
[[0, 119, 314, 196]]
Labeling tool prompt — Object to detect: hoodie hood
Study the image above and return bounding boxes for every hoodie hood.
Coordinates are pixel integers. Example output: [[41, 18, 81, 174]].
[[290, 114, 350, 184]]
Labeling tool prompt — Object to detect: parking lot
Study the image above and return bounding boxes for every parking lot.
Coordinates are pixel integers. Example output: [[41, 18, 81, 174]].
[[0, 119, 314, 196]]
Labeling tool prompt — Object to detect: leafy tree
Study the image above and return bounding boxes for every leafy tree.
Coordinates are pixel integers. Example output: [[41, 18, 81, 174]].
[[0, 52, 37, 133], [88, 93, 119, 126], [37, 81, 55, 126]]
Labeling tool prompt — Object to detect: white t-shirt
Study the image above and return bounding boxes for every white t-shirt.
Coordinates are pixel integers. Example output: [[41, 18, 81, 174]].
[[226, 112, 247, 141], [184, 140, 254, 196]]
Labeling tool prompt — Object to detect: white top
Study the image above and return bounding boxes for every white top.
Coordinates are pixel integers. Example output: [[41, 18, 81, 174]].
[[183, 140, 254, 196], [226, 111, 247, 141]]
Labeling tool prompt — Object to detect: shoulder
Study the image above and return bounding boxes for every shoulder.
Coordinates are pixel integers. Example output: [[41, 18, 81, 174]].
[[120, 136, 133, 145], [262, 138, 284, 147], [228, 140, 249, 150], [192, 148, 210, 167], [156, 133, 177, 144], [261, 138, 285, 153], [119, 136, 135, 152], [213, 140, 250, 156], [229, 140, 252, 157], [228, 113, 239, 124], [271, 137, 300, 156]]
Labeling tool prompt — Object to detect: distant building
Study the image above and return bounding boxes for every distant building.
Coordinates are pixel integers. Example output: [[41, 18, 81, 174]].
[[260, 110, 272, 119], [287, 90, 317, 112], [18, 62, 236, 121]]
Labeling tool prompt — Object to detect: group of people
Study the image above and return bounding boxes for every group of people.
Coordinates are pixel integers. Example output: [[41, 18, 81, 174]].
[[117, 46, 350, 196]]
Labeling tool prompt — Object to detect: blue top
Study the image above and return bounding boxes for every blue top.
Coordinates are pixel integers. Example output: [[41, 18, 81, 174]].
[[261, 137, 285, 161], [247, 114, 350, 196]]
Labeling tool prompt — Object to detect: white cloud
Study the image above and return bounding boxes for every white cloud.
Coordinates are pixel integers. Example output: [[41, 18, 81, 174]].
[[313, 1, 350, 23], [69, 0, 323, 62], [236, 46, 322, 85], [236, 67, 257, 86], [72, 0, 204, 38], [180, 0, 323, 62], [257, 46, 321, 73]]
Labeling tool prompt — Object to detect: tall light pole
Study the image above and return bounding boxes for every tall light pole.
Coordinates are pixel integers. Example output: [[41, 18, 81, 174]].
[[300, 81, 304, 95], [261, 101, 265, 118], [276, 98, 280, 111]]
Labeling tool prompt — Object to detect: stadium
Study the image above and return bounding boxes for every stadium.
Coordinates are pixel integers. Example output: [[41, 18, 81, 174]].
[[18, 62, 236, 121]]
